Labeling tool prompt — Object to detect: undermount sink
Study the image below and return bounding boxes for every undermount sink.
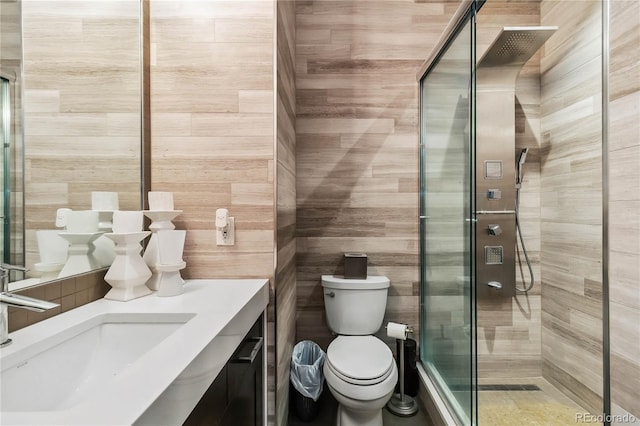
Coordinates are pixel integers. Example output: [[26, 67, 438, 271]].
[[0, 313, 194, 412]]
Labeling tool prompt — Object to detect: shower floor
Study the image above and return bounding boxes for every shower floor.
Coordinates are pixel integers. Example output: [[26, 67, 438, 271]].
[[478, 377, 591, 425]]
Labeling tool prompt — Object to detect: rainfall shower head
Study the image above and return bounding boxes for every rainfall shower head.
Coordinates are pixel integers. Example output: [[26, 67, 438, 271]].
[[517, 148, 528, 185], [479, 26, 558, 68]]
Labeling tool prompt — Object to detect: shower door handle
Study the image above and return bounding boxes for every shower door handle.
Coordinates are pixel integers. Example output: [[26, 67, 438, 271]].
[[475, 210, 515, 215], [487, 281, 503, 289]]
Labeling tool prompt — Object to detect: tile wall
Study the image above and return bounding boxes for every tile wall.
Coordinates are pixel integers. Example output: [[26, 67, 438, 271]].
[[608, 0, 640, 420], [295, 0, 460, 350], [276, 0, 297, 424], [540, 0, 604, 413], [7, 270, 109, 332], [149, 2, 300, 424]]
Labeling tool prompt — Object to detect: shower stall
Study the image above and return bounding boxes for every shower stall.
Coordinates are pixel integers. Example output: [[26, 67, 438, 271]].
[[419, 0, 608, 424]]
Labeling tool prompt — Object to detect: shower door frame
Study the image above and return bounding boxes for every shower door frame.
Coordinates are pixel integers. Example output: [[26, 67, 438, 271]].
[[418, 1, 481, 424]]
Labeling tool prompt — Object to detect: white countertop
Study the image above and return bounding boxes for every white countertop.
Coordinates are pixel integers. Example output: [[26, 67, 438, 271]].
[[0, 279, 269, 425]]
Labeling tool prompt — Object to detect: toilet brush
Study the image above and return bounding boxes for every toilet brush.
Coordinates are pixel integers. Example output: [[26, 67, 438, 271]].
[[386, 322, 419, 417]]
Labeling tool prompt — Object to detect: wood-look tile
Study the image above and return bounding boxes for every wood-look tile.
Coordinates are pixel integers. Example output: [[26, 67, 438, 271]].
[[153, 158, 270, 184], [296, 0, 434, 356], [230, 183, 274, 207], [610, 354, 640, 418], [297, 117, 394, 134], [610, 301, 640, 365], [610, 0, 640, 101], [151, 4, 282, 421], [151, 18, 216, 43], [214, 18, 273, 43], [609, 251, 640, 309], [609, 146, 640, 202], [542, 361, 602, 415], [191, 113, 273, 137], [240, 90, 275, 114], [609, 1, 640, 416], [609, 91, 640, 152], [151, 91, 239, 114], [151, 1, 274, 20], [154, 136, 273, 159]]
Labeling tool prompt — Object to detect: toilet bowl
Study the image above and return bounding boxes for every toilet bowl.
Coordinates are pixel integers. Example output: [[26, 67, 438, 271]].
[[324, 336, 397, 426], [321, 275, 397, 426]]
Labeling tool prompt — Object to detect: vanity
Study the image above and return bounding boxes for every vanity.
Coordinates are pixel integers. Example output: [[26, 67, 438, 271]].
[[0, 279, 269, 425]]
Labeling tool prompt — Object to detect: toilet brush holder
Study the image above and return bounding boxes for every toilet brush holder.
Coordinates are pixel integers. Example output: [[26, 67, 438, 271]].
[[386, 322, 419, 417]]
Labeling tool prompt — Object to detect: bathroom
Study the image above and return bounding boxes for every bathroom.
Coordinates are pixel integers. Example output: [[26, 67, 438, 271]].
[[0, 0, 638, 425]]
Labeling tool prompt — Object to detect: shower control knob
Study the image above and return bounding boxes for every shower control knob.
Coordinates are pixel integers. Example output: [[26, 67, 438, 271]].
[[487, 224, 502, 236]]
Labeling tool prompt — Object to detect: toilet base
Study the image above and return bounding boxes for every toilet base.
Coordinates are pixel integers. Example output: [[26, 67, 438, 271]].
[[336, 404, 382, 426]]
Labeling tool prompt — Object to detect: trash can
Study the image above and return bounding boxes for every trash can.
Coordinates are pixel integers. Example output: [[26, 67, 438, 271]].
[[290, 340, 326, 422]]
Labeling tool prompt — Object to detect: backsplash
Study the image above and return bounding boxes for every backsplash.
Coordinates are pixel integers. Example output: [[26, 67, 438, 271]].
[[8, 270, 109, 333]]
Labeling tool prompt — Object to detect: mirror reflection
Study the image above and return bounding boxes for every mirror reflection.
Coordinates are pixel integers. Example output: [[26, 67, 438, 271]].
[[0, 0, 142, 288]]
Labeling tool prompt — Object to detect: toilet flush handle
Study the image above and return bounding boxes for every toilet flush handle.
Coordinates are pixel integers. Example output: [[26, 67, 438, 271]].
[[325, 291, 335, 298]]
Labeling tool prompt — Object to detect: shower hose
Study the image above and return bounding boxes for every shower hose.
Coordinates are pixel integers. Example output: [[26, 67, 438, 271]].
[[515, 187, 535, 292]]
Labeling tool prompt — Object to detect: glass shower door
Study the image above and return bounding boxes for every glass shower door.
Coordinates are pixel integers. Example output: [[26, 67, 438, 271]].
[[419, 15, 475, 425], [1, 77, 10, 263]]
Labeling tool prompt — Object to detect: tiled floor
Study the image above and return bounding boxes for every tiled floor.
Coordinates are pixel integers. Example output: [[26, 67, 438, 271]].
[[478, 378, 590, 426], [288, 377, 590, 426], [288, 390, 434, 426], [289, 378, 586, 426]]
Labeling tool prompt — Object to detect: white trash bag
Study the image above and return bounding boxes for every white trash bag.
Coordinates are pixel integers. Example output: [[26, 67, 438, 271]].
[[290, 340, 326, 402]]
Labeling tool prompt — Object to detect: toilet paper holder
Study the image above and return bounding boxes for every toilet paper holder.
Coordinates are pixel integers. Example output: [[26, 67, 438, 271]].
[[385, 323, 414, 339], [386, 322, 418, 417]]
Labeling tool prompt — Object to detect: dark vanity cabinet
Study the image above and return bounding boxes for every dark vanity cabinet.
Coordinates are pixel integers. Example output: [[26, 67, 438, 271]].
[[184, 316, 264, 426]]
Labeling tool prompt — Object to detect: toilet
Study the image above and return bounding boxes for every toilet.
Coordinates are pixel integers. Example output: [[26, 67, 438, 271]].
[[321, 275, 398, 426]]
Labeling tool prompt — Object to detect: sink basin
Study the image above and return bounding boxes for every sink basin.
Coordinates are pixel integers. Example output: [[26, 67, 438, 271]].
[[0, 313, 194, 412]]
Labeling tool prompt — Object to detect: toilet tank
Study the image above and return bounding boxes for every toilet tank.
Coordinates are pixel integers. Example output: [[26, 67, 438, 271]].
[[321, 275, 390, 335]]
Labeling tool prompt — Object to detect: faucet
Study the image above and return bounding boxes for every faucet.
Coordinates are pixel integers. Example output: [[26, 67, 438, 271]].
[[0, 263, 60, 348]]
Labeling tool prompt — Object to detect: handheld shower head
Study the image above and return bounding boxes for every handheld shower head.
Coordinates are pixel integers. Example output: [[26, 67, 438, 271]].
[[517, 148, 528, 185], [518, 148, 528, 166]]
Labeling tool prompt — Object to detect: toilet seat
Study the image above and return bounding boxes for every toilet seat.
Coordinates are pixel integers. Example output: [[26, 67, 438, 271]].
[[325, 336, 395, 385], [324, 336, 398, 403]]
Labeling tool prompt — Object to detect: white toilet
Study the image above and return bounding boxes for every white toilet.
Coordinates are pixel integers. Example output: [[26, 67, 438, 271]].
[[321, 275, 398, 426]]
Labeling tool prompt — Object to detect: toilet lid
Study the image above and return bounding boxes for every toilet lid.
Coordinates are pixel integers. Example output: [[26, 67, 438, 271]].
[[326, 336, 394, 383]]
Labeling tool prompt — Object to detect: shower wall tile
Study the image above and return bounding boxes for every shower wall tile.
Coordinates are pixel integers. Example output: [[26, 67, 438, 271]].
[[609, 0, 640, 419], [540, 0, 604, 414], [295, 0, 460, 351]]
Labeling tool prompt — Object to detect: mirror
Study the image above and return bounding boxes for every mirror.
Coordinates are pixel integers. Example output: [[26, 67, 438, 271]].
[[0, 0, 143, 287]]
